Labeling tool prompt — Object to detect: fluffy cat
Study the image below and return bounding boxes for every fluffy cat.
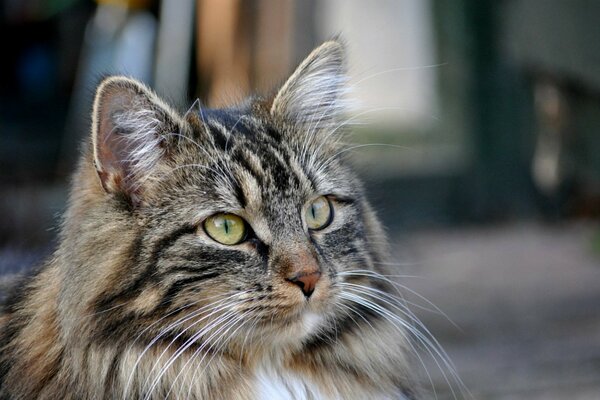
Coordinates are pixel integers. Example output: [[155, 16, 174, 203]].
[[0, 40, 424, 399]]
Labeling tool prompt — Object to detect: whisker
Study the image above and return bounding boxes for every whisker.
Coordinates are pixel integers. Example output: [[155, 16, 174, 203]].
[[307, 106, 423, 173], [143, 308, 242, 399], [340, 270, 460, 329], [317, 142, 417, 174], [181, 309, 255, 398], [166, 309, 252, 399], [237, 312, 262, 369], [138, 295, 249, 398], [339, 285, 468, 399], [301, 62, 448, 170], [351, 63, 448, 89], [338, 291, 438, 399], [183, 98, 201, 118], [225, 114, 246, 152], [122, 291, 249, 398], [341, 281, 462, 369]]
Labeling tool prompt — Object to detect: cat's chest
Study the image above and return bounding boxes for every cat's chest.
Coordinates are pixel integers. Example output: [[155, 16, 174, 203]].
[[251, 363, 406, 400], [253, 365, 326, 400]]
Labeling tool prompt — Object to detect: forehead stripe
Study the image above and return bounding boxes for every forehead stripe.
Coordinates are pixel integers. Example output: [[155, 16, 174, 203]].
[[206, 121, 229, 150], [233, 149, 266, 187]]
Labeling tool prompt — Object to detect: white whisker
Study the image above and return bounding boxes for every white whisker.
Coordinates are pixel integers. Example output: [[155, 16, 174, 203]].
[[338, 291, 438, 399], [339, 283, 469, 399], [143, 308, 241, 399], [340, 270, 460, 329], [138, 295, 249, 399]]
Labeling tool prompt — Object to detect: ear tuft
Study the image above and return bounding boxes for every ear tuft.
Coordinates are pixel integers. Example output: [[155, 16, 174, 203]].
[[92, 76, 183, 205], [270, 40, 349, 129]]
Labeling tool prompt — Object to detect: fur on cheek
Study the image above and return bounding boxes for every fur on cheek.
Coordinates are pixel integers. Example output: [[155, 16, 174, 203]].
[[0, 40, 427, 400]]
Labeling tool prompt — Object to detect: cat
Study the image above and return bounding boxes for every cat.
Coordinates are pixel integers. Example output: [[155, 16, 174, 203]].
[[0, 40, 425, 399]]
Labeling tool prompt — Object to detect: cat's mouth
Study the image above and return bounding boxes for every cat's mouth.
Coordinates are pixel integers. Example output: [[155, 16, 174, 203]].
[[250, 310, 328, 347], [273, 292, 335, 339]]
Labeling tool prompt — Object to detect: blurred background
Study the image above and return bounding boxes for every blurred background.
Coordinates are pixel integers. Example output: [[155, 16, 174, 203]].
[[1, 0, 599, 398]]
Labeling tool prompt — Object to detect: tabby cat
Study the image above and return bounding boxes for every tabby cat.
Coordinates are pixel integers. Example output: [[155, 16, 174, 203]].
[[0, 41, 425, 399]]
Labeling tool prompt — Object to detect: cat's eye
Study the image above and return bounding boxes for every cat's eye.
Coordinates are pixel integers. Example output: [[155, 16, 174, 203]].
[[203, 213, 247, 245], [305, 196, 333, 230]]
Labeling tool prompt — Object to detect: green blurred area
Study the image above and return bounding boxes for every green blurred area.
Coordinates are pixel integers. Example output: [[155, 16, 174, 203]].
[[1, 2, 599, 398], [1, 0, 599, 245]]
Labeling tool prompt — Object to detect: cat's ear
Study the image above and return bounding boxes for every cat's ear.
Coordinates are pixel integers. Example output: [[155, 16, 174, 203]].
[[270, 40, 348, 130], [91, 76, 184, 205]]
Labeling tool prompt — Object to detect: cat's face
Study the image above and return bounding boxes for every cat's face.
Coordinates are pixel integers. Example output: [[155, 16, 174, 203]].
[[84, 41, 385, 353], [131, 117, 371, 347]]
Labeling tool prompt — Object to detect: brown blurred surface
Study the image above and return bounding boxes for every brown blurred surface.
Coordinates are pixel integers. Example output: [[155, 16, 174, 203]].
[[394, 222, 600, 398], [2, 2, 600, 398], [195, 0, 295, 107], [2, 221, 598, 398]]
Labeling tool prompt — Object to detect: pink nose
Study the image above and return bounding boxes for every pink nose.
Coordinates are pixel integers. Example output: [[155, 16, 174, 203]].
[[287, 271, 321, 298]]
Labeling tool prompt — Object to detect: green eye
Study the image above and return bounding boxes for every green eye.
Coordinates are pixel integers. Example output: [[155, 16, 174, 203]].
[[203, 213, 247, 245], [305, 196, 333, 230]]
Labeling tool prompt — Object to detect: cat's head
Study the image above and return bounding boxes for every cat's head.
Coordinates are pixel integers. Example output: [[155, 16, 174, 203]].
[[64, 40, 389, 354]]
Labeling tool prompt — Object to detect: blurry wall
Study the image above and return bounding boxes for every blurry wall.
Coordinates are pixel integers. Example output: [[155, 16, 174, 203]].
[[1, 0, 599, 255], [316, 0, 439, 129]]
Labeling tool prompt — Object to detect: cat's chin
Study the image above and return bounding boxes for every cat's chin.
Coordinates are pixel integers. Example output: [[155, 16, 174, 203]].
[[300, 311, 325, 337], [289, 293, 332, 338], [251, 299, 332, 349], [284, 300, 336, 342], [258, 312, 326, 351]]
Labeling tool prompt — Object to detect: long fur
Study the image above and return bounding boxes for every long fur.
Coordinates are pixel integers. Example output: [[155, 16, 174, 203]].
[[0, 41, 425, 399]]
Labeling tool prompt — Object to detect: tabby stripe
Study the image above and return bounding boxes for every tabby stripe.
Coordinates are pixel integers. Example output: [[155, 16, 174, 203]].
[[231, 178, 248, 208], [166, 265, 215, 275], [249, 238, 270, 268], [339, 245, 360, 257], [160, 273, 220, 308], [104, 344, 124, 394], [263, 126, 283, 141], [232, 150, 265, 186], [252, 127, 282, 148], [210, 109, 255, 138], [94, 225, 196, 311], [262, 149, 299, 190], [206, 121, 228, 150], [93, 312, 137, 343], [254, 135, 306, 191], [205, 109, 239, 129], [232, 116, 255, 137]]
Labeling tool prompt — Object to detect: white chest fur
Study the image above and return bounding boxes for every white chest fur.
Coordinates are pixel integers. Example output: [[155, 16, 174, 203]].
[[252, 364, 408, 400], [254, 365, 328, 400]]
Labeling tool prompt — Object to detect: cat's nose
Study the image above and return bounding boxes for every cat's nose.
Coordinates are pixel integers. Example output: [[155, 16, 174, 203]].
[[287, 271, 321, 298], [279, 245, 322, 298]]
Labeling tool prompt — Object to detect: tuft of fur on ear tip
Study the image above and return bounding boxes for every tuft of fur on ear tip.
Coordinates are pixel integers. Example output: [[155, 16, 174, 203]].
[[91, 76, 184, 204], [270, 40, 350, 130]]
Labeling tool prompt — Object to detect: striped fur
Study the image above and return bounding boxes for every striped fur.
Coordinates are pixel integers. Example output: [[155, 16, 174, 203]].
[[0, 41, 420, 399]]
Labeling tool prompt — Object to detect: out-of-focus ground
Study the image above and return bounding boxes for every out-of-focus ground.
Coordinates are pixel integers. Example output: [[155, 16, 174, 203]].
[[393, 222, 600, 399], [2, 221, 598, 399], [2, 2, 600, 399]]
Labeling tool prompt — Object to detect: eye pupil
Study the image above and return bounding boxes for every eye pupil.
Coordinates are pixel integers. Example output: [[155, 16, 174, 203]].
[[203, 213, 246, 245], [224, 220, 230, 234], [305, 196, 333, 230]]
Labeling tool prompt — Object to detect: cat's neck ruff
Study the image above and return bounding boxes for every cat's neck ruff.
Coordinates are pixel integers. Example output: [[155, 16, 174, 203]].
[[251, 310, 409, 400], [253, 360, 409, 400], [0, 40, 425, 399], [254, 362, 329, 400]]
